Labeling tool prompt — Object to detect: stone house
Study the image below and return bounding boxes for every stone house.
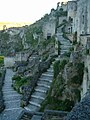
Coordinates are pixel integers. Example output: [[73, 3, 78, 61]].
[[42, 20, 56, 39]]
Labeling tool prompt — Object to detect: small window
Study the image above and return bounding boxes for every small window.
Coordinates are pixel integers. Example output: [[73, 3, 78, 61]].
[[82, 15, 84, 24]]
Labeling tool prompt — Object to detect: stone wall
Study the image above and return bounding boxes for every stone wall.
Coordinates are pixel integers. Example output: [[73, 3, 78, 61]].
[[67, 1, 77, 20]]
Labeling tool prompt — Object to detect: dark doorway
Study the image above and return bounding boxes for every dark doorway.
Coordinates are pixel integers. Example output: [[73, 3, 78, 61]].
[[47, 33, 51, 39]]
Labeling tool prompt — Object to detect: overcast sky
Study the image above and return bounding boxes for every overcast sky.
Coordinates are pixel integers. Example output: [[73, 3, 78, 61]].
[[0, 0, 68, 23]]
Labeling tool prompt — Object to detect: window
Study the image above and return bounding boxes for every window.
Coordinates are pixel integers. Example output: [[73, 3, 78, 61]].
[[82, 15, 84, 24]]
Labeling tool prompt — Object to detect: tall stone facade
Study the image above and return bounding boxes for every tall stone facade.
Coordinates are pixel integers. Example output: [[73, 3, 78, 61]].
[[69, 0, 90, 43], [67, 1, 77, 33]]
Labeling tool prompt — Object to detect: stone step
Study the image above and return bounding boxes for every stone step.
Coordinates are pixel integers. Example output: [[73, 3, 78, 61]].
[[3, 90, 17, 95], [25, 104, 40, 112], [4, 99, 20, 104], [62, 46, 70, 49], [3, 84, 12, 87], [42, 73, 53, 77], [61, 49, 68, 52], [39, 78, 52, 83], [5, 101, 21, 109], [37, 80, 51, 87], [29, 97, 43, 105], [4, 81, 12, 84], [3, 83, 12, 86], [37, 83, 50, 88], [4, 93, 21, 97], [60, 41, 70, 44], [4, 95, 21, 101], [35, 88, 47, 93], [3, 86, 13, 89], [31, 115, 42, 120], [60, 48, 70, 51], [2, 89, 15, 92], [60, 45, 71, 48], [60, 51, 66, 55], [3, 93, 21, 98], [29, 101, 41, 107], [50, 65, 53, 68], [32, 91, 46, 98], [31, 95, 45, 100], [47, 68, 53, 72], [45, 71, 54, 75], [40, 75, 53, 80], [35, 86, 48, 92]]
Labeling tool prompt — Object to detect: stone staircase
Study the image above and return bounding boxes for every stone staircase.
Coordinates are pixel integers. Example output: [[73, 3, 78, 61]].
[[0, 69, 23, 120], [24, 35, 72, 113], [24, 65, 54, 112]]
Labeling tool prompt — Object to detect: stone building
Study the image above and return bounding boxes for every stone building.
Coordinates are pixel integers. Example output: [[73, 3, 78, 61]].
[[71, 0, 90, 43], [42, 20, 56, 39]]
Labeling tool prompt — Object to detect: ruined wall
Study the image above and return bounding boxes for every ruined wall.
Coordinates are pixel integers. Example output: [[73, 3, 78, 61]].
[[58, 2, 67, 12], [4, 57, 15, 67], [15, 52, 29, 62]]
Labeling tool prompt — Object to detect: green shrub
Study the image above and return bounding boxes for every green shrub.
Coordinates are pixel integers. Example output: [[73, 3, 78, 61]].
[[59, 59, 67, 71], [0, 56, 4, 66], [69, 47, 74, 52], [40, 97, 74, 112], [53, 74, 64, 97], [73, 40, 77, 45], [15, 77, 28, 87], [12, 75, 21, 81], [42, 54, 49, 61], [74, 89, 81, 101], [71, 75, 80, 84], [70, 62, 84, 85], [63, 52, 71, 57], [53, 60, 60, 79]]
